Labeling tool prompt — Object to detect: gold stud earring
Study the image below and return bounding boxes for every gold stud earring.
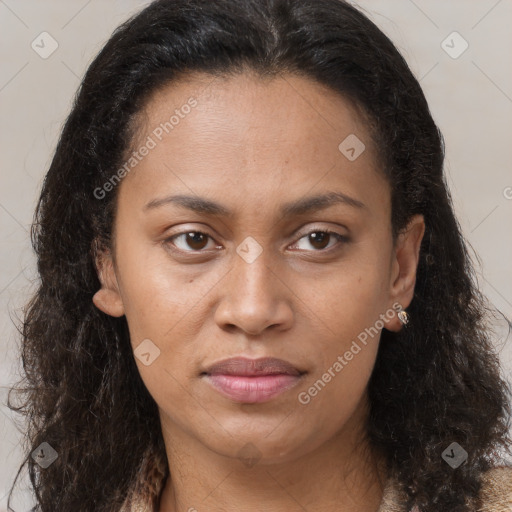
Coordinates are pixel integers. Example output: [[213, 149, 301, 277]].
[[398, 310, 409, 326]]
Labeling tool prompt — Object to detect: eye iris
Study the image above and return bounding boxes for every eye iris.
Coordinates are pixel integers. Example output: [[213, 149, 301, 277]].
[[186, 232, 208, 250], [309, 231, 330, 250], [179, 231, 335, 251]]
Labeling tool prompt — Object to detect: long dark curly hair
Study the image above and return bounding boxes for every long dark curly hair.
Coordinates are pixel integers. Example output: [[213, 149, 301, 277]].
[[7, 0, 512, 511]]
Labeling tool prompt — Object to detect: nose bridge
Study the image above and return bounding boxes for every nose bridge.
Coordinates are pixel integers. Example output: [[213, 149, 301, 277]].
[[231, 236, 276, 301]]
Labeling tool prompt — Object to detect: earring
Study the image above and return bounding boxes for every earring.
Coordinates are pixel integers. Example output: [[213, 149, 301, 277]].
[[397, 310, 409, 326]]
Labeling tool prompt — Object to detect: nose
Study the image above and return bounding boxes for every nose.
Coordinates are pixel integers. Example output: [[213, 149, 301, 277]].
[[213, 246, 294, 335]]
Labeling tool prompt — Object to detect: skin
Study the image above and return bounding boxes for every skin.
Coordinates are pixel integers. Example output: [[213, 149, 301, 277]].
[[92, 70, 425, 512]]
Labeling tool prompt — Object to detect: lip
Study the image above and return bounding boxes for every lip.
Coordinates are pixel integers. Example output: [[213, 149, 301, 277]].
[[201, 357, 306, 404], [203, 356, 303, 376]]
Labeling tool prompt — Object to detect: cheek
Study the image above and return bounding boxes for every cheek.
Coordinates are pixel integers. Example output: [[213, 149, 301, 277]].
[[115, 236, 212, 339], [114, 240, 224, 400], [298, 249, 390, 402], [303, 273, 384, 394], [313, 256, 391, 346], [292, 272, 386, 441]]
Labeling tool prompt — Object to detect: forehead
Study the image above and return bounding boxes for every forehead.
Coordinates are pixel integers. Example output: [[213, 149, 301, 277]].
[[117, 70, 388, 218], [134, 69, 374, 150]]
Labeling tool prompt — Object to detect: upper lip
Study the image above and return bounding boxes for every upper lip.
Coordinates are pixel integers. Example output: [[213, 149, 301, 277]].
[[203, 357, 304, 376]]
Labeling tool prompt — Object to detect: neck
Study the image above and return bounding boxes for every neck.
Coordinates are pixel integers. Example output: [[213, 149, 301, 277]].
[[157, 401, 389, 512]]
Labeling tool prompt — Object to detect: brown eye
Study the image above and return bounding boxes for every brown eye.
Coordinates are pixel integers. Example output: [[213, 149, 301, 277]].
[[308, 232, 330, 250], [292, 229, 347, 252], [168, 231, 215, 252]]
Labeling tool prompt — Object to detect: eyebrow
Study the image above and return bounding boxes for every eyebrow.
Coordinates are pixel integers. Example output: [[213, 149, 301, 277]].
[[143, 191, 366, 217]]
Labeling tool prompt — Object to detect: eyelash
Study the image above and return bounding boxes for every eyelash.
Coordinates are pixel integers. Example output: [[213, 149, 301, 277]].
[[163, 227, 348, 255]]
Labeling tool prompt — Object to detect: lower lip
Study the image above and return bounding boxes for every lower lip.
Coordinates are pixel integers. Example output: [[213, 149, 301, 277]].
[[203, 374, 302, 403]]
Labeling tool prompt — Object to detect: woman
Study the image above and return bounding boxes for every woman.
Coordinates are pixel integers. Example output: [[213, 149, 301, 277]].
[[7, 0, 512, 511]]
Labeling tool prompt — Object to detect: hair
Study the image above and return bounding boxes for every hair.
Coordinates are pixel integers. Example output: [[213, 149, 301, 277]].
[[7, 0, 512, 511]]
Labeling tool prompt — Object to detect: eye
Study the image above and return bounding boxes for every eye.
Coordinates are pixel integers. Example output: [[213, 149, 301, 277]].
[[164, 228, 348, 255], [291, 228, 348, 252], [166, 231, 220, 252]]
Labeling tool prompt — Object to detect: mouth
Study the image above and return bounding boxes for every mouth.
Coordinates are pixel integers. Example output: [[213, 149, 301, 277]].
[[201, 356, 306, 404]]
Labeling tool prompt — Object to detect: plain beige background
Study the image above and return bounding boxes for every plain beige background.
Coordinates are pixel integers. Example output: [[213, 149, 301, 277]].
[[1, 0, 511, 509]]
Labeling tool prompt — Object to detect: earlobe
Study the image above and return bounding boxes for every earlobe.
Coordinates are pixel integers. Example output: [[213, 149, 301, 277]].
[[91, 241, 125, 318], [92, 288, 125, 317]]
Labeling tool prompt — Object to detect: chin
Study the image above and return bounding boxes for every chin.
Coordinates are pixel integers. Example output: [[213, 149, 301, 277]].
[[205, 428, 312, 466]]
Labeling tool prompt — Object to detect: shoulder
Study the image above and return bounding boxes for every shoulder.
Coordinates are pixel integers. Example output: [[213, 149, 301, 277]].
[[477, 465, 512, 511], [377, 466, 512, 512], [119, 448, 168, 512]]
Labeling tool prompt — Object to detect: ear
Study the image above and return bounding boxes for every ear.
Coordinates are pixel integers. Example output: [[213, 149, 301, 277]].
[[385, 214, 425, 332], [91, 240, 125, 317]]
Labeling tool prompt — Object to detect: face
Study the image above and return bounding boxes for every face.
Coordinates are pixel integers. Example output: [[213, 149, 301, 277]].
[[93, 71, 424, 465]]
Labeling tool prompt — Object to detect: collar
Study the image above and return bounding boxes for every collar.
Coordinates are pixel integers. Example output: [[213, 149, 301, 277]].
[[120, 455, 512, 512]]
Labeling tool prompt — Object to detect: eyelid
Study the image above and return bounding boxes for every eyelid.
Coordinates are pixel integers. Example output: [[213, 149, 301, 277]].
[[294, 224, 347, 239], [165, 230, 221, 253], [164, 224, 349, 254], [289, 225, 348, 252]]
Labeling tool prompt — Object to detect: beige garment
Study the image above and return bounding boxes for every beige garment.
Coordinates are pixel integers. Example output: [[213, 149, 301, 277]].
[[121, 458, 512, 512], [376, 466, 512, 512]]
